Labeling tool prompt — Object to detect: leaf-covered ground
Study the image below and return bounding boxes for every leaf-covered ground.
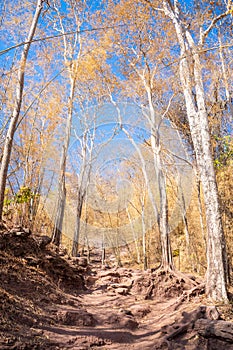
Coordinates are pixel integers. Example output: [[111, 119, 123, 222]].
[[0, 226, 233, 349]]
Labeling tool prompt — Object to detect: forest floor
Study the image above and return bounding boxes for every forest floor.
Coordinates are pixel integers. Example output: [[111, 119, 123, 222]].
[[1, 225, 233, 349]]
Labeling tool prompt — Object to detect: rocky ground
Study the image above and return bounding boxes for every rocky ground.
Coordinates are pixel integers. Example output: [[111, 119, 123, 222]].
[[0, 225, 233, 349]]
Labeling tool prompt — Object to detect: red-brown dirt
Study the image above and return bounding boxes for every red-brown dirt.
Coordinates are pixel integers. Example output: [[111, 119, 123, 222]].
[[0, 226, 233, 349]]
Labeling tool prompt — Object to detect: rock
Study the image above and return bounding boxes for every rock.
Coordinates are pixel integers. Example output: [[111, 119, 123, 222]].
[[119, 309, 133, 316], [72, 257, 88, 267], [120, 316, 138, 330], [85, 275, 98, 285], [98, 271, 121, 278], [131, 274, 152, 295], [115, 267, 132, 277], [57, 310, 97, 327], [10, 226, 31, 237], [116, 287, 128, 295], [130, 305, 151, 318], [110, 281, 132, 289], [101, 276, 120, 284], [106, 313, 138, 330], [58, 246, 68, 256], [33, 235, 51, 249]]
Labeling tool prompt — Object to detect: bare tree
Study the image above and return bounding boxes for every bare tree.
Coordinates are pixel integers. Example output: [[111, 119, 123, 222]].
[[50, 0, 83, 245], [71, 122, 96, 256], [0, 0, 44, 222], [163, 0, 230, 302]]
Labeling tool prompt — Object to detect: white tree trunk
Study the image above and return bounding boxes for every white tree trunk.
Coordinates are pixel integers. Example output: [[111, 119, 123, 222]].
[[163, 0, 228, 302], [72, 127, 95, 256], [52, 76, 75, 245], [126, 207, 141, 264], [146, 81, 173, 270], [151, 130, 173, 270], [0, 0, 44, 221], [141, 196, 148, 270], [51, 0, 82, 246]]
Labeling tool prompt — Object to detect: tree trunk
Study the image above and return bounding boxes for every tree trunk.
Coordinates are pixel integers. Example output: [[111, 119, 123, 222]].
[[52, 171, 66, 246], [50, 1, 83, 246], [72, 130, 94, 256], [144, 69, 173, 270], [0, 0, 43, 221], [122, 108, 173, 270], [148, 84, 173, 270], [195, 171, 206, 249], [163, 0, 228, 302], [52, 76, 75, 245], [152, 132, 173, 270], [72, 193, 84, 256], [101, 236, 106, 267], [141, 199, 148, 270], [126, 207, 141, 264]]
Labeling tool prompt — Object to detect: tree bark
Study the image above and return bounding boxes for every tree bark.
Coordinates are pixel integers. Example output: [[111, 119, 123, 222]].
[[126, 207, 141, 264], [52, 76, 75, 246], [0, 0, 44, 221], [51, 1, 82, 246], [195, 319, 233, 342], [141, 197, 148, 270], [71, 127, 95, 256], [151, 130, 173, 270], [147, 81, 173, 270], [163, 0, 228, 302], [72, 192, 84, 256], [116, 94, 173, 270]]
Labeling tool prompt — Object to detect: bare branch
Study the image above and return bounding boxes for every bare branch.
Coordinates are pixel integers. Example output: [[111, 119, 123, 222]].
[[200, 10, 230, 46]]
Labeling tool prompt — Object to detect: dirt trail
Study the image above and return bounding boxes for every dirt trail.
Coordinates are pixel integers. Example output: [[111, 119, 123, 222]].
[[1, 227, 233, 350], [45, 294, 168, 347], [41, 266, 207, 349]]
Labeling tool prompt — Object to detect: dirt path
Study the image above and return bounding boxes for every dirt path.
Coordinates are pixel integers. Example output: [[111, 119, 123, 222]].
[[42, 267, 203, 349], [1, 229, 232, 350]]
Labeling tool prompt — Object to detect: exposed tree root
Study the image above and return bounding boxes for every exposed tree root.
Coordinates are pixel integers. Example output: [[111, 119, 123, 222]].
[[173, 283, 205, 311], [158, 305, 223, 349], [195, 318, 233, 342]]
